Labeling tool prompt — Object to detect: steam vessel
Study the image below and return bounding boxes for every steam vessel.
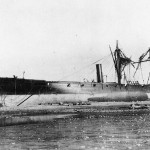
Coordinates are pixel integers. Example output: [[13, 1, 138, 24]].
[[0, 42, 149, 106]]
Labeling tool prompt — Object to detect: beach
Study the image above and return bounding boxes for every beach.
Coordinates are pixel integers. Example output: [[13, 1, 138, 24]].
[[0, 101, 150, 126]]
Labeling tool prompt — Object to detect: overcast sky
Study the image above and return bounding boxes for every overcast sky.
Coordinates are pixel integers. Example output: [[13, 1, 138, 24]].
[[0, 0, 150, 82]]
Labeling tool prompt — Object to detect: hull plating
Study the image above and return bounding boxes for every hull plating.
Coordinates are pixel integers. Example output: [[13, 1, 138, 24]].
[[2, 82, 148, 106]]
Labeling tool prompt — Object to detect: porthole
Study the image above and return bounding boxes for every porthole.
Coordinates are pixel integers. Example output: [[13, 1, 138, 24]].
[[80, 84, 84, 87], [93, 84, 96, 87]]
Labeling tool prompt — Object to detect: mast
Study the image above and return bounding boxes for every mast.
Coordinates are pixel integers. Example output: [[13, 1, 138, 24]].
[[110, 41, 131, 84], [115, 41, 122, 84], [133, 48, 150, 77]]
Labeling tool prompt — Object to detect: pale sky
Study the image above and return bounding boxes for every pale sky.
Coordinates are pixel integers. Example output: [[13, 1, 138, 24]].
[[0, 0, 150, 83]]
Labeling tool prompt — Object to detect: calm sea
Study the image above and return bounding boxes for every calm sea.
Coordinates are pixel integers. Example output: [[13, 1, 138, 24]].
[[0, 112, 150, 150]]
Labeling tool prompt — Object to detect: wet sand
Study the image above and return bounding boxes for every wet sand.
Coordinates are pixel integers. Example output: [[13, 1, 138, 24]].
[[0, 101, 150, 126]]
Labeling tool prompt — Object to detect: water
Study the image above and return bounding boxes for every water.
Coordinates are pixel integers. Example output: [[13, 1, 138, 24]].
[[0, 113, 150, 150]]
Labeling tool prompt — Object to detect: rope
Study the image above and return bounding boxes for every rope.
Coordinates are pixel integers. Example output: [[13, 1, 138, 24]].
[[105, 64, 115, 82], [106, 64, 114, 76], [58, 53, 111, 81], [140, 64, 144, 84], [147, 73, 150, 84], [91, 54, 111, 65], [129, 64, 131, 81], [16, 84, 45, 106]]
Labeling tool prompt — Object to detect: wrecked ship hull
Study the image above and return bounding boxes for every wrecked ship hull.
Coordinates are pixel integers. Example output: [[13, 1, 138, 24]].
[[0, 78, 148, 106]]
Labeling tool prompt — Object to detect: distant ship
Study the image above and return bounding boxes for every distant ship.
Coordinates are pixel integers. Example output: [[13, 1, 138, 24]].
[[0, 42, 149, 106]]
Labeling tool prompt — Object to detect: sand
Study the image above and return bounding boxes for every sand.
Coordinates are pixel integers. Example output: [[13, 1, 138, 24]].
[[0, 101, 150, 126]]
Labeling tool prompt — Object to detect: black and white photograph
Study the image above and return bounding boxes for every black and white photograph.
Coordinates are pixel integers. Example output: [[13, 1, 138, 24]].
[[0, 0, 150, 149]]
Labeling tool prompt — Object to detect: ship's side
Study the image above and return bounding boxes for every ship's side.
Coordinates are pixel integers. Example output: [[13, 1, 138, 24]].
[[141, 84, 150, 98], [0, 77, 47, 95], [46, 81, 148, 103], [0, 77, 148, 106]]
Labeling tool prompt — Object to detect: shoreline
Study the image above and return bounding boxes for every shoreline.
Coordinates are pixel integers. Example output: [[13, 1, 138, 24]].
[[0, 101, 150, 126]]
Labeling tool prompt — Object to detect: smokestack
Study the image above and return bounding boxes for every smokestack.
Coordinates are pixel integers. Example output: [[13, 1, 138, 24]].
[[96, 64, 103, 83]]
